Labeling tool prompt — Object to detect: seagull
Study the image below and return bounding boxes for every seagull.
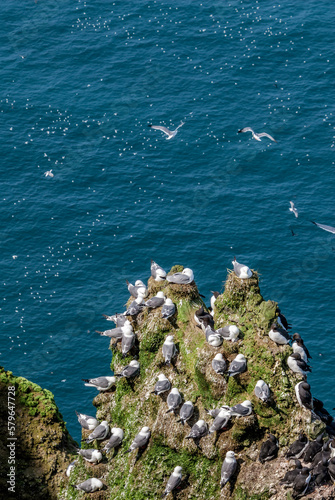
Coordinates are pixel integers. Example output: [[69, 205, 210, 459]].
[[162, 335, 177, 365], [289, 201, 298, 218], [216, 325, 240, 342], [166, 388, 182, 414], [238, 127, 277, 142], [161, 466, 183, 497], [166, 268, 194, 284], [85, 420, 110, 443], [77, 448, 103, 464], [121, 329, 136, 358], [126, 279, 148, 298], [209, 409, 231, 434], [82, 376, 116, 391], [212, 353, 227, 375], [124, 426, 151, 453], [227, 354, 247, 377], [312, 221, 335, 234], [115, 360, 140, 379], [102, 313, 127, 326], [96, 320, 133, 341], [102, 427, 124, 454], [232, 257, 252, 279], [66, 460, 78, 478], [44, 169, 54, 177], [125, 295, 145, 316], [228, 400, 253, 417], [254, 380, 271, 403], [148, 121, 184, 140], [144, 291, 165, 309], [161, 298, 176, 319], [220, 451, 237, 488], [151, 374, 171, 396], [151, 259, 167, 281], [185, 419, 208, 446], [177, 401, 194, 425], [75, 411, 99, 430], [70, 478, 104, 493]]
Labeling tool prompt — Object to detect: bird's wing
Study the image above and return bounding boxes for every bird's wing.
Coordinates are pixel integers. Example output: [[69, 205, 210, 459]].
[[150, 125, 171, 136], [258, 132, 277, 142], [134, 432, 149, 448], [239, 127, 253, 133], [312, 221, 335, 234], [175, 121, 185, 131], [166, 473, 181, 493]]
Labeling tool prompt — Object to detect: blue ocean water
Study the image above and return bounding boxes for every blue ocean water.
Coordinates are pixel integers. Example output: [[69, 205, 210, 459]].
[[1, 0, 334, 443]]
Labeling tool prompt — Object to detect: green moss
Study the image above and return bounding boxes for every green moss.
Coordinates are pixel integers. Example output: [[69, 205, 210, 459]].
[[233, 486, 270, 500]]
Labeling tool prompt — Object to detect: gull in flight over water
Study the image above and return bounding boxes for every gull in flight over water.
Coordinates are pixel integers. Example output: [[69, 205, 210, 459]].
[[44, 170, 54, 178], [148, 121, 184, 140], [238, 127, 277, 142], [289, 201, 298, 218], [312, 221, 335, 234]]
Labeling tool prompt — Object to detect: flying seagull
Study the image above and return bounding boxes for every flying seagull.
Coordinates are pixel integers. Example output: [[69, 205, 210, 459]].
[[44, 169, 54, 177], [312, 221, 335, 234], [289, 201, 298, 218], [238, 127, 277, 142], [148, 121, 184, 140]]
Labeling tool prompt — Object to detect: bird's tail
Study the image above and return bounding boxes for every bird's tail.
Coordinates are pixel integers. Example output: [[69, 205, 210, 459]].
[[220, 480, 227, 489], [151, 390, 158, 395], [165, 360, 171, 366], [123, 448, 131, 454], [166, 408, 174, 414]]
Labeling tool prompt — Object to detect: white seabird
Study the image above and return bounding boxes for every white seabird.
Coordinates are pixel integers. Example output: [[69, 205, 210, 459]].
[[71, 478, 104, 493], [102, 427, 124, 454], [162, 335, 177, 365], [77, 448, 103, 464], [212, 353, 227, 375], [161, 298, 176, 319], [254, 380, 271, 403], [82, 376, 116, 391], [185, 419, 208, 446], [166, 268, 194, 284], [121, 329, 136, 358], [75, 410, 99, 430], [124, 426, 151, 453], [125, 295, 145, 316], [292, 335, 312, 363], [96, 320, 133, 340], [210, 291, 220, 311], [216, 325, 240, 342], [166, 388, 182, 413], [220, 451, 237, 488], [126, 279, 148, 298], [232, 257, 252, 279], [151, 259, 167, 281], [205, 326, 223, 347], [312, 221, 335, 234], [268, 324, 291, 345], [287, 353, 311, 377], [86, 420, 110, 443], [177, 401, 194, 425], [228, 400, 253, 417], [145, 291, 165, 309], [66, 460, 78, 477], [151, 374, 171, 396], [209, 409, 231, 434], [227, 354, 247, 377], [148, 121, 184, 140], [102, 312, 127, 326], [115, 360, 140, 379], [238, 127, 277, 142], [44, 169, 54, 177], [161, 466, 183, 497], [289, 201, 298, 218]]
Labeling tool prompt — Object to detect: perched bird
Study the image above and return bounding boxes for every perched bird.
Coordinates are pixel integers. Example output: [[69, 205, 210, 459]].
[[312, 457, 330, 486], [303, 434, 324, 463], [205, 407, 223, 419], [194, 306, 214, 329], [292, 334, 312, 362], [330, 438, 335, 458], [66, 460, 78, 478], [220, 451, 237, 488], [216, 325, 240, 342], [228, 400, 253, 417], [96, 320, 133, 340], [161, 298, 176, 319], [295, 382, 313, 410], [238, 127, 277, 142], [125, 295, 145, 316], [166, 388, 182, 413], [279, 459, 302, 486], [121, 329, 136, 358], [209, 409, 231, 434], [151, 374, 171, 396], [259, 434, 278, 463], [151, 260, 167, 281], [205, 325, 223, 347], [268, 324, 291, 345], [212, 353, 227, 375], [232, 257, 252, 279], [71, 478, 104, 493], [102, 312, 127, 326], [328, 457, 335, 482], [126, 279, 148, 298], [285, 434, 309, 459], [210, 291, 220, 311], [77, 448, 103, 464], [86, 421, 110, 444], [115, 360, 140, 379], [162, 335, 177, 365], [227, 354, 247, 377], [289, 201, 298, 218], [161, 466, 183, 497], [75, 410, 99, 430], [292, 467, 311, 498], [185, 419, 208, 446], [124, 426, 151, 453], [312, 221, 335, 234], [254, 380, 271, 403], [287, 353, 311, 377], [102, 427, 124, 454], [145, 291, 165, 309], [311, 441, 331, 468], [177, 401, 194, 425], [313, 398, 333, 425], [276, 309, 291, 330], [166, 268, 194, 284], [148, 121, 184, 140], [82, 376, 116, 391]]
